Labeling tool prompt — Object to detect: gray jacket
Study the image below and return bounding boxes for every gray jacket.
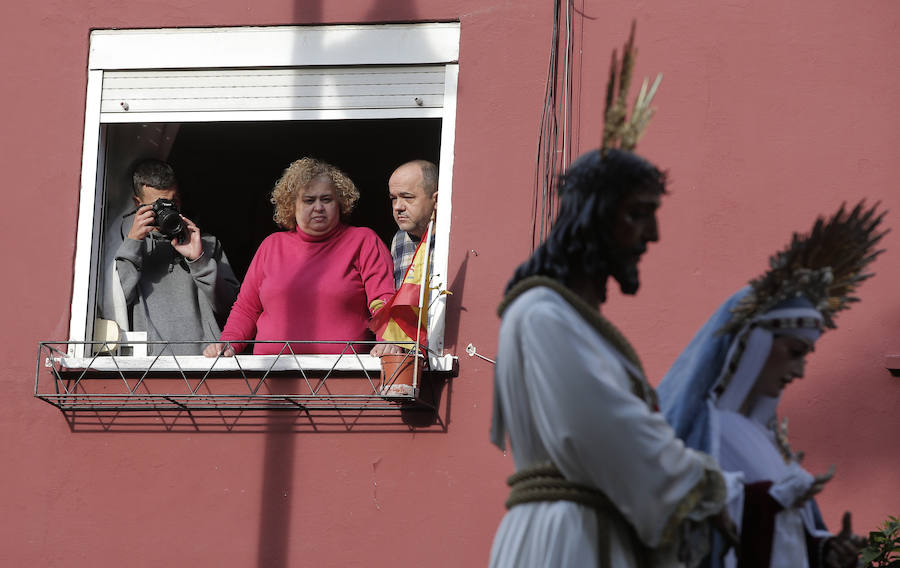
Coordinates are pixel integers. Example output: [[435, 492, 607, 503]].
[[115, 219, 240, 355]]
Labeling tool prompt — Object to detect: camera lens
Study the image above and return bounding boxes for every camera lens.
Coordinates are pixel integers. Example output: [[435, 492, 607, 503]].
[[156, 209, 182, 236], [152, 198, 184, 239]]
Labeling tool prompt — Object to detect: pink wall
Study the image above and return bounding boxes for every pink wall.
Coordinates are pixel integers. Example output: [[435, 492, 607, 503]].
[[0, 0, 897, 565]]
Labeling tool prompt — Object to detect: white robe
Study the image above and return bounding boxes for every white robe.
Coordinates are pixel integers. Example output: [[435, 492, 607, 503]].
[[717, 409, 830, 568], [490, 287, 726, 567]]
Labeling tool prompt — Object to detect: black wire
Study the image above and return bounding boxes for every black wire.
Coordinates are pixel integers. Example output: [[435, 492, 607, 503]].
[[532, 0, 576, 252], [532, 0, 561, 251]]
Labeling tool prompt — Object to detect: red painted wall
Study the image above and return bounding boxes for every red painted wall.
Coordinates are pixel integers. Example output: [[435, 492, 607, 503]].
[[1, 1, 898, 566]]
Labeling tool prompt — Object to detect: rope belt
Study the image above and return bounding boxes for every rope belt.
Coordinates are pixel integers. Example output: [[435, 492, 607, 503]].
[[505, 462, 617, 514], [505, 462, 652, 566]]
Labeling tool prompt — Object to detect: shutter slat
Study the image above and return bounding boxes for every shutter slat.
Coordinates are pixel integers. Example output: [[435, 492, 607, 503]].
[[101, 66, 444, 117], [102, 94, 443, 113]]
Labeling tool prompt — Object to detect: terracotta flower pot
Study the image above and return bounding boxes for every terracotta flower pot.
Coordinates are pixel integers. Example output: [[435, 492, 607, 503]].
[[380, 353, 425, 398]]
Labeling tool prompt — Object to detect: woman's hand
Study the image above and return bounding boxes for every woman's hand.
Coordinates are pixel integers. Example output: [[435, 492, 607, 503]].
[[203, 342, 235, 357], [370, 343, 403, 357], [823, 512, 866, 568], [792, 465, 835, 507], [712, 509, 740, 553]]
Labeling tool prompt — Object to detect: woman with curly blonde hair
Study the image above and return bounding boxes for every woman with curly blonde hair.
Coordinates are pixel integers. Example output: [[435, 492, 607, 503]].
[[269, 157, 360, 229], [205, 157, 399, 357]]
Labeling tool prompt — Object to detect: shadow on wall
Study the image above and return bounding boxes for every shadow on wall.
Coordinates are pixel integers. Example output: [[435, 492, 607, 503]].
[[441, 250, 471, 354], [256, 403, 298, 568], [366, 0, 418, 22], [56, 396, 452, 433]]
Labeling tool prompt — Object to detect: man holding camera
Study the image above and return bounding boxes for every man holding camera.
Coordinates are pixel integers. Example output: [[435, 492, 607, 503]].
[[115, 159, 239, 355]]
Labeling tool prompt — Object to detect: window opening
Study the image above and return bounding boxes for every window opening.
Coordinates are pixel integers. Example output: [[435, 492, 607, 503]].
[[64, 24, 459, 386]]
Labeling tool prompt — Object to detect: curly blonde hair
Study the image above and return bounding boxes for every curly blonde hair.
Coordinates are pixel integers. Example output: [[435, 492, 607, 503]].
[[270, 157, 360, 229]]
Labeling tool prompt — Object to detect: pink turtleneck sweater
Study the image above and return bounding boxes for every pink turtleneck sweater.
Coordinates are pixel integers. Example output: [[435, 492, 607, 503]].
[[220, 223, 394, 355]]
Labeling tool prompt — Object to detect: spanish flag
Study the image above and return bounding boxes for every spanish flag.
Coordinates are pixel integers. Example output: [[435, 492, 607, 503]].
[[369, 223, 431, 348]]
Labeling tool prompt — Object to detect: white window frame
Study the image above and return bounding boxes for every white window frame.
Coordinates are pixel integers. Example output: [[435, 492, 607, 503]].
[[70, 23, 459, 371]]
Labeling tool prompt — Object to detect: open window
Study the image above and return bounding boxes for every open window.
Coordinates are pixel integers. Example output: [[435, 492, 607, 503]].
[[68, 24, 459, 373]]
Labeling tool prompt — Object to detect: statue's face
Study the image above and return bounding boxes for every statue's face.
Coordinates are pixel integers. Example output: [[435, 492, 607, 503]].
[[751, 335, 813, 399], [608, 188, 661, 294]]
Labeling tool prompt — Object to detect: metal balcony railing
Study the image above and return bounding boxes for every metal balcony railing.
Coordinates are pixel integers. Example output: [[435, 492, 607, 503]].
[[35, 340, 442, 413]]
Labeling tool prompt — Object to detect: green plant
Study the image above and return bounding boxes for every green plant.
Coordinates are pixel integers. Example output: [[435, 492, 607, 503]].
[[861, 516, 900, 568]]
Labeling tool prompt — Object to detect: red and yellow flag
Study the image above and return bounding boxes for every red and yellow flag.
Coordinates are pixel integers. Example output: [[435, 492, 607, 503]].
[[369, 225, 431, 348]]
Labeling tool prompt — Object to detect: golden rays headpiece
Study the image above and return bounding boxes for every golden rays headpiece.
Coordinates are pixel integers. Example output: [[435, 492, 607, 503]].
[[721, 201, 888, 335], [601, 21, 663, 155]]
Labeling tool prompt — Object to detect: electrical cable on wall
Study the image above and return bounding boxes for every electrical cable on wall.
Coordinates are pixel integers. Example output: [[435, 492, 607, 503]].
[[532, 0, 576, 251]]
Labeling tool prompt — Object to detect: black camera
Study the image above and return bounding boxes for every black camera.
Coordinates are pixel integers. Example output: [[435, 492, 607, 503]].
[[150, 198, 185, 240]]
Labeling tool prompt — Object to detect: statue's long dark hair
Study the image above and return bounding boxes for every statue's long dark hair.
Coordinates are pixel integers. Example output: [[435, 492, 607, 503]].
[[505, 148, 667, 294]]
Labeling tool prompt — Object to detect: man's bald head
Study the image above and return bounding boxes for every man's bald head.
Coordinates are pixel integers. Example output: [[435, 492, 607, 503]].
[[389, 160, 438, 239]]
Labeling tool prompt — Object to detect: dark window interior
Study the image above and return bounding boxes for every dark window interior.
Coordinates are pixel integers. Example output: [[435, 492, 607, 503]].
[[166, 119, 442, 279]]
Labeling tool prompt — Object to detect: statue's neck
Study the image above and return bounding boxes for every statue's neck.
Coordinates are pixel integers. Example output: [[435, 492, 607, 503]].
[[569, 273, 609, 309]]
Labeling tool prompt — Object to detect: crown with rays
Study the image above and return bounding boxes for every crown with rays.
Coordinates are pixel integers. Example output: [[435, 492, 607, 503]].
[[720, 201, 888, 335]]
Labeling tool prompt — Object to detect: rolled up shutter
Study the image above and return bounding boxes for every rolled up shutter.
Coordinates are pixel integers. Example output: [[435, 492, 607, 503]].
[[100, 65, 444, 122]]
